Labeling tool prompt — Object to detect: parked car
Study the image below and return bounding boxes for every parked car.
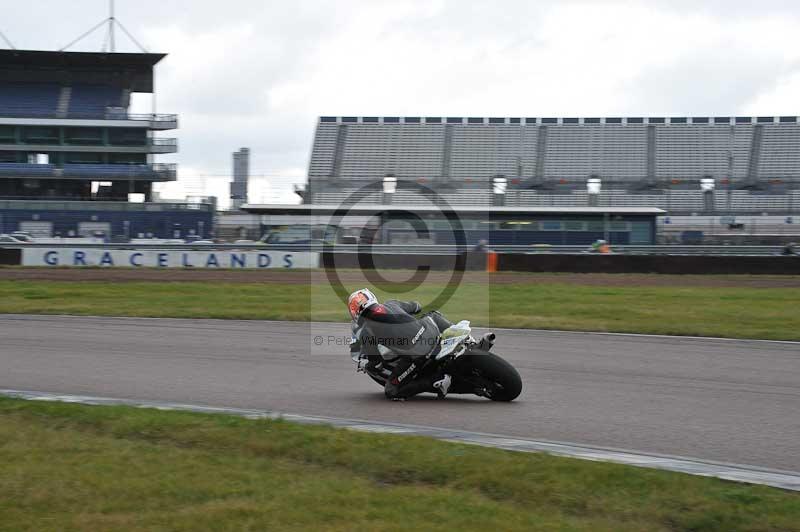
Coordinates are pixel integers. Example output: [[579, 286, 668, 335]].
[[260, 224, 339, 245], [0, 234, 27, 244], [10, 231, 35, 242]]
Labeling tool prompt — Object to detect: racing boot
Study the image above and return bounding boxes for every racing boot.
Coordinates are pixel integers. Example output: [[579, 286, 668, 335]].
[[432, 373, 452, 399]]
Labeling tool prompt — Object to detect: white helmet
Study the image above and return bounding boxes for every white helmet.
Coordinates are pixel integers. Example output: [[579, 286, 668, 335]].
[[348, 288, 378, 320]]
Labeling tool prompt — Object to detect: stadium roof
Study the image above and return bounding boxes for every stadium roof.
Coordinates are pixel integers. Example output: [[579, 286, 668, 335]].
[[0, 49, 166, 68], [242, 204, 665, 216], [317, 115, 798, 125], [0, 49, 166, 92]]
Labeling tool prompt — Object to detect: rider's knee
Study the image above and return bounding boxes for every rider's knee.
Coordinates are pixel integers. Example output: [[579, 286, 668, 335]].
[[427, 310, 452, 332], [384, 382, 401, 399]]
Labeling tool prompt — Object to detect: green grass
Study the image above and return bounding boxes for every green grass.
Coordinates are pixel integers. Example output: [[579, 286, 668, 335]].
[[1, 279, 798, 340], [1, 397, 798, 531]]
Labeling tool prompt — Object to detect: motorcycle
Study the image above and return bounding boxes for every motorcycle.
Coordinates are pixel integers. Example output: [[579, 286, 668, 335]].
[[361, 320, 522, 402]]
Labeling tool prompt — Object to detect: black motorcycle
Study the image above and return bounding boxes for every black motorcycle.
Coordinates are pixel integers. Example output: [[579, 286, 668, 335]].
[[361, 320, 522, 401]]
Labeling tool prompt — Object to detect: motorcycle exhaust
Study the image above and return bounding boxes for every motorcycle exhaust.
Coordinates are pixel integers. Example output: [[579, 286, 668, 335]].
[[478, 332, 496, 351]]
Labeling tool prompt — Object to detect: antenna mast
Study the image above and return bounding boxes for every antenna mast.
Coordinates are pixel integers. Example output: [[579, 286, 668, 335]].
[[109, 0, 115, 52], [0, 27, 16, 49], [60, 0, 148, 53]]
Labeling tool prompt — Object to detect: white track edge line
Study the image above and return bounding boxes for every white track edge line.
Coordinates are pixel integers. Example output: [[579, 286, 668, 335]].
[[2, 389, 798, 492]]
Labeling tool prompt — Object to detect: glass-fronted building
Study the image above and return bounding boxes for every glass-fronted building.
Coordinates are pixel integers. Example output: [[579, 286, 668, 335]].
[[241, 204, 663, 245]]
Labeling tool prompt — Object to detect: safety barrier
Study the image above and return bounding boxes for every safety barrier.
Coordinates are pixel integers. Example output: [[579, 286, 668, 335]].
[[0, 248, 21, 265], [496, 253, 800, 275], [6, 242, 790, 256], [2, 245, 797, 273]]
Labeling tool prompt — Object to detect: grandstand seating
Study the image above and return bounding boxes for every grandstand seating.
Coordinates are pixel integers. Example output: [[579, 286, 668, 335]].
[[546, 124, 647, 181], [0, 162, 174, 180], [63, 163, 149, 178], [0, 82, 125, 119], [306, 116, 800, 215], [0, 83, 60, 117], [0, 162, 56, 177], [67, 85, 124, 118], [308, 116, 800, 186]]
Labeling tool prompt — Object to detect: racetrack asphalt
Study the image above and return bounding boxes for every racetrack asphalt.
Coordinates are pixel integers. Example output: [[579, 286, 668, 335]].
[[1, 314, 798, 472]]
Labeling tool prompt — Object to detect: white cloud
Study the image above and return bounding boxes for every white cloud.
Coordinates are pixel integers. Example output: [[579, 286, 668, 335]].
[[2, 0, 800, 207]]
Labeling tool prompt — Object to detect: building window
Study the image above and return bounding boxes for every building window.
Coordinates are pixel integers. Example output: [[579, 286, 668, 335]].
[[779, 116, 797, 123], [584, 118, 601, 124], [489, 117, 505, 124], [564, 220, 585, 231], [446, 117, 463, 124], [605, 117, 622, 124], [404, 117, 421, 123], [563, 117, 579, 124], [22, 126, 59, 144], [670, 117, 687, 124], [467, 117, 484, 124], [425, 117, 442, 123], [756, 116, 774, 123], [509, 117, 521, 124], [648, 117, 665, 124], [627, 117, 644, 124], [735, 116, 751, 124], [525, 118, 538, 124], [541, 117, 558, 124], [0, 125, 15, 142], [692, 117, 709, 123], [362, 117, 379, 123], [320, 116, 337, 123], [713, 117, 730, 124], [383, 117, 400, 123], [108, 128, 146, 146], [341, 116, 358, 123]]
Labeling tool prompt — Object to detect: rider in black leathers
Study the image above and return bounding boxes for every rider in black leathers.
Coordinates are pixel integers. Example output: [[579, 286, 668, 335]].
[[348, 289, 453, 400]]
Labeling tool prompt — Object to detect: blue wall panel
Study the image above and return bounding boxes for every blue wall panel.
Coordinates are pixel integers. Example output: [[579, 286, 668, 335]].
[[0, 208, 213, 239]]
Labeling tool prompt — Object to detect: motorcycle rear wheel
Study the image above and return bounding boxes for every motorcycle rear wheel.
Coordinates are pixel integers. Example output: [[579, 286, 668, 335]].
[[453, 350, 522, 401]]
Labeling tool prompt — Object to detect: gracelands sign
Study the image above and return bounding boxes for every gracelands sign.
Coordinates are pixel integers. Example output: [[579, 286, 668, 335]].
[[22, 249, 319, 269]]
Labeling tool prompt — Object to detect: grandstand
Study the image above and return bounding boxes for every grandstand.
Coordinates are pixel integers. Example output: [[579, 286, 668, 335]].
[[305, 116, 800, 216], [0, 49, 211, 239]]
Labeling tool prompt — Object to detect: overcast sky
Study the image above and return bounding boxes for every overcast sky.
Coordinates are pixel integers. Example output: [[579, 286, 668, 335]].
[[2, 0, 800, 207]]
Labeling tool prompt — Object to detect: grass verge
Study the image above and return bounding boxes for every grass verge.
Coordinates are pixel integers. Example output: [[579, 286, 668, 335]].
[[1, 279, 799, 340], [1, 396, 798, 531]]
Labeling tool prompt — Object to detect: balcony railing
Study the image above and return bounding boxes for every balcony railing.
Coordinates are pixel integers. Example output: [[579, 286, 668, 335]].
[[0, 138, 178, 151], [0, 199, 213, 212], [0, 162, 177, 180], [150, 138, 178, 146], [0, 107, 177, 124]]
